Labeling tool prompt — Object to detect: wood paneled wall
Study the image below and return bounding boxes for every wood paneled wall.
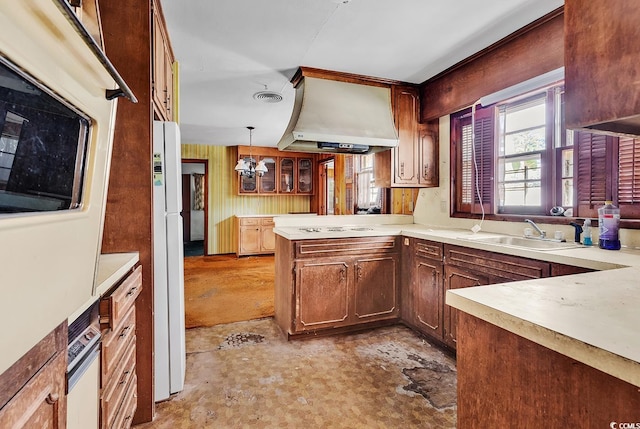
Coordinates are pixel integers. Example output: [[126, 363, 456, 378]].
[[181, 144, 311, 254], [99, 0, 154, 423], [420, 8, 564, 121]]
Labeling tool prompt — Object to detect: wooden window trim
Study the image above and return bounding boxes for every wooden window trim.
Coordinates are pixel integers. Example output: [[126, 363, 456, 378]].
[[451, 106, 640, 229]]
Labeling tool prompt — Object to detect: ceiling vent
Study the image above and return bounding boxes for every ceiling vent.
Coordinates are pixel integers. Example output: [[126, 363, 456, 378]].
[[253, 89, 283, 103]]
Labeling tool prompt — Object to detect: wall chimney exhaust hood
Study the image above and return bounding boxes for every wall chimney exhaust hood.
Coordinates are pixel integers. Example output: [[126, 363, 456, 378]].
[[277, 72, 399, 155]]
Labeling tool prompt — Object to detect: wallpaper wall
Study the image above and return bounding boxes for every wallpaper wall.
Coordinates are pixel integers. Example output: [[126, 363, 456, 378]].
[[181, 144, 311, 254]]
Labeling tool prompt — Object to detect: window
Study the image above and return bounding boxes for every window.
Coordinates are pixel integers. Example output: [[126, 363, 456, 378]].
[[498, 94, 547, 211], [451, 83, 640, 221], [356, 154, 379, 210]]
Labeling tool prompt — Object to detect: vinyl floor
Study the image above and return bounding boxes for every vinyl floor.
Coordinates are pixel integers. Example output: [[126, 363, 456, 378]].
[[134, 318, 457, 429]]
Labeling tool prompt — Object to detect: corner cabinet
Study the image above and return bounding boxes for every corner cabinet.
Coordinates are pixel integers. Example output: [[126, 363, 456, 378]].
[[403, 238, 552, 351], [275, 235, 399, 338], [235, 216, 275, 256], [565, 0, 640, 135], [152, 0, 174, 121], [374, 85, 438, 188]]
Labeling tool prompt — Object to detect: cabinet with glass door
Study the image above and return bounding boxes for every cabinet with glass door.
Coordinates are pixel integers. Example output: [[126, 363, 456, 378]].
[[279, 157, 295, 193], [297, 157, 314, 194], [259, 156, 277, 194]]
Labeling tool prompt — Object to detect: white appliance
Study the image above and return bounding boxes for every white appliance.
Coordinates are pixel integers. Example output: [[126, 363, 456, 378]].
[[153, 121, 186, 401]]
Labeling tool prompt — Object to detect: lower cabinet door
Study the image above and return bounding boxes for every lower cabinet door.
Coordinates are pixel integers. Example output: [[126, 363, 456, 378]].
[[0, 351, 66, 429], [353, 256, 398, 321], [260, 224, 275, 253], [413, 257, 443, 338], [295, 260, 350, 331], [443, 265, 489, 349], [239, 226, 261, 255]]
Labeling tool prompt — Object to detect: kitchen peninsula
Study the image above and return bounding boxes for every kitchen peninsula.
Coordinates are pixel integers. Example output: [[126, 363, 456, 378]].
[[274, 214, 640, 424]]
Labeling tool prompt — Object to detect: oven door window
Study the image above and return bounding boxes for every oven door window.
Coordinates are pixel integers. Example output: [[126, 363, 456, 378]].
[[0, 58, 90, 214]]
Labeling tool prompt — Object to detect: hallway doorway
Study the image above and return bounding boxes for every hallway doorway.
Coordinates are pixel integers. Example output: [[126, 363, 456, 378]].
[[181, 159, 208, 256]]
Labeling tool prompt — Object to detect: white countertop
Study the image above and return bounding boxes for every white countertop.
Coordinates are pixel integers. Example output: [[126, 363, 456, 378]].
[[274, 216, 640, 386], [68, 252, 140, 323], [446, 268, 640, 388]]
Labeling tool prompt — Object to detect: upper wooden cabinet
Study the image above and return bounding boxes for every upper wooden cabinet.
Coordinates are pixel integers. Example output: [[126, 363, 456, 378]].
[[236, 146, 315, 195], [565, 0, 640, 135], [375, 85, 438, 188], [152, 0, 174, 121]]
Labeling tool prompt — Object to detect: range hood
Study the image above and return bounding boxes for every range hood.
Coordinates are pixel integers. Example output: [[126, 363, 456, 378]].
[[277, 75, 399, 155]]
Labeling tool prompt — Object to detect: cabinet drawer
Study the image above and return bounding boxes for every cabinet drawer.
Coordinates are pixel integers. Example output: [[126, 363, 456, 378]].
[[239, 218, 260, 226], [108, 374, 137, 429], [260, 217, 274, 227], [102, 306, 136, 379], [100, 266, 142, 331], [295, 236, 398, 259], [101, 342, 136, 428], [415, 239, 443, 261], [444, 245, 549, 280]]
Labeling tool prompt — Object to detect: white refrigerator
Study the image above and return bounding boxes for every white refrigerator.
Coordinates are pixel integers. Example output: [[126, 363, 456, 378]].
[[152, 121, 186, 402]]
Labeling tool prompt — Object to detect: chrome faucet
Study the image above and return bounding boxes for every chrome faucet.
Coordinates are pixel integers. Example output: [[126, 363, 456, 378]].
[[524, 219, 546, 239]]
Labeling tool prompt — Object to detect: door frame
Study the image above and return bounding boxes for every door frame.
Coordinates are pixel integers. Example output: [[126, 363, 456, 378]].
[[181, 159, 208, 255]]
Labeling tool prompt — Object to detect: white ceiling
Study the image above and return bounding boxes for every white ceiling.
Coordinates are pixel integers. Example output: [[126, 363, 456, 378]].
[[160, 0, 563, 147]]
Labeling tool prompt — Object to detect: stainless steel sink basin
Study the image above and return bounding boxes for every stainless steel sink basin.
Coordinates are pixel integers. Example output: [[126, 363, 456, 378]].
[[467, 236, 584, 251]]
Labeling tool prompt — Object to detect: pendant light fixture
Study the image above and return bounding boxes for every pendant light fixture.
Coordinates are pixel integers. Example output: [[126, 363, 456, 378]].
[[234, 126, 268, 178]]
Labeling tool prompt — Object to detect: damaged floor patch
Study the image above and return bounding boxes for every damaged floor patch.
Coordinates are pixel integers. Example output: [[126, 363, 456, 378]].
[[217, 332, 265, 350], [402, 354, 457, 409]]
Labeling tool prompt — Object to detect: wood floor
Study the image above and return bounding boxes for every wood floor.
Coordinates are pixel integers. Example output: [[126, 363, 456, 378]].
[[183, 254, 275, 328]]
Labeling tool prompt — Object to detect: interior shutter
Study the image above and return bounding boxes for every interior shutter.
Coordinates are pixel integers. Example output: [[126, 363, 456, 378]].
[[472, 105, 495, 214], [618, 136, 640, 217], [575, 131, 616, 218]]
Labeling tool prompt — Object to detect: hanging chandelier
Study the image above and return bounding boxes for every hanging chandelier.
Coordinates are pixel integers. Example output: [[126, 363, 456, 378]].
[[234, 126, 268, 178]]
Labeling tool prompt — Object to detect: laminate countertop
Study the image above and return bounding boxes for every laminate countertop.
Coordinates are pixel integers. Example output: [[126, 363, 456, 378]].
[[273, 216, 640, 387]]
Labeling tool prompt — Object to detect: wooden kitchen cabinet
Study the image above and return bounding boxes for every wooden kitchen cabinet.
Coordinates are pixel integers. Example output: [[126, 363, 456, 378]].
[[410, 239, 444, 340], [443, 264, 489, 349], [0, 322, 67, 429], [100, 265, 141, 429], [457, 312, 640, 427], [235, 216, 275, 256], [295, 259, 350, 331], [565, 0, 640, 135], [353, 255, 398, 322], [237, 146, 315, 195], [152, 0, 174, 121], [374, 85, 438, 188], [276, 235, 399, 337], [442, 244, 550, 349]]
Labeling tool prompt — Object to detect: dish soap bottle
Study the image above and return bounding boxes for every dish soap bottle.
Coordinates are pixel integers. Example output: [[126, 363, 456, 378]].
[[582, 218, 592, 246], [598, 201, 621, 250]]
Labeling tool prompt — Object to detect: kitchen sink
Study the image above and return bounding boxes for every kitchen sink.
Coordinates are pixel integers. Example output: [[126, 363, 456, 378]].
[[466, 235, 585, 251]]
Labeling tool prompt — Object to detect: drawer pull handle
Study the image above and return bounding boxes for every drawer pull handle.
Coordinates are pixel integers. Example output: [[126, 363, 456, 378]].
[[119, 325, 132, 338], [126, 286, 138, 297], [46, 393, 59, 405], [119, 370, 131, 385]]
